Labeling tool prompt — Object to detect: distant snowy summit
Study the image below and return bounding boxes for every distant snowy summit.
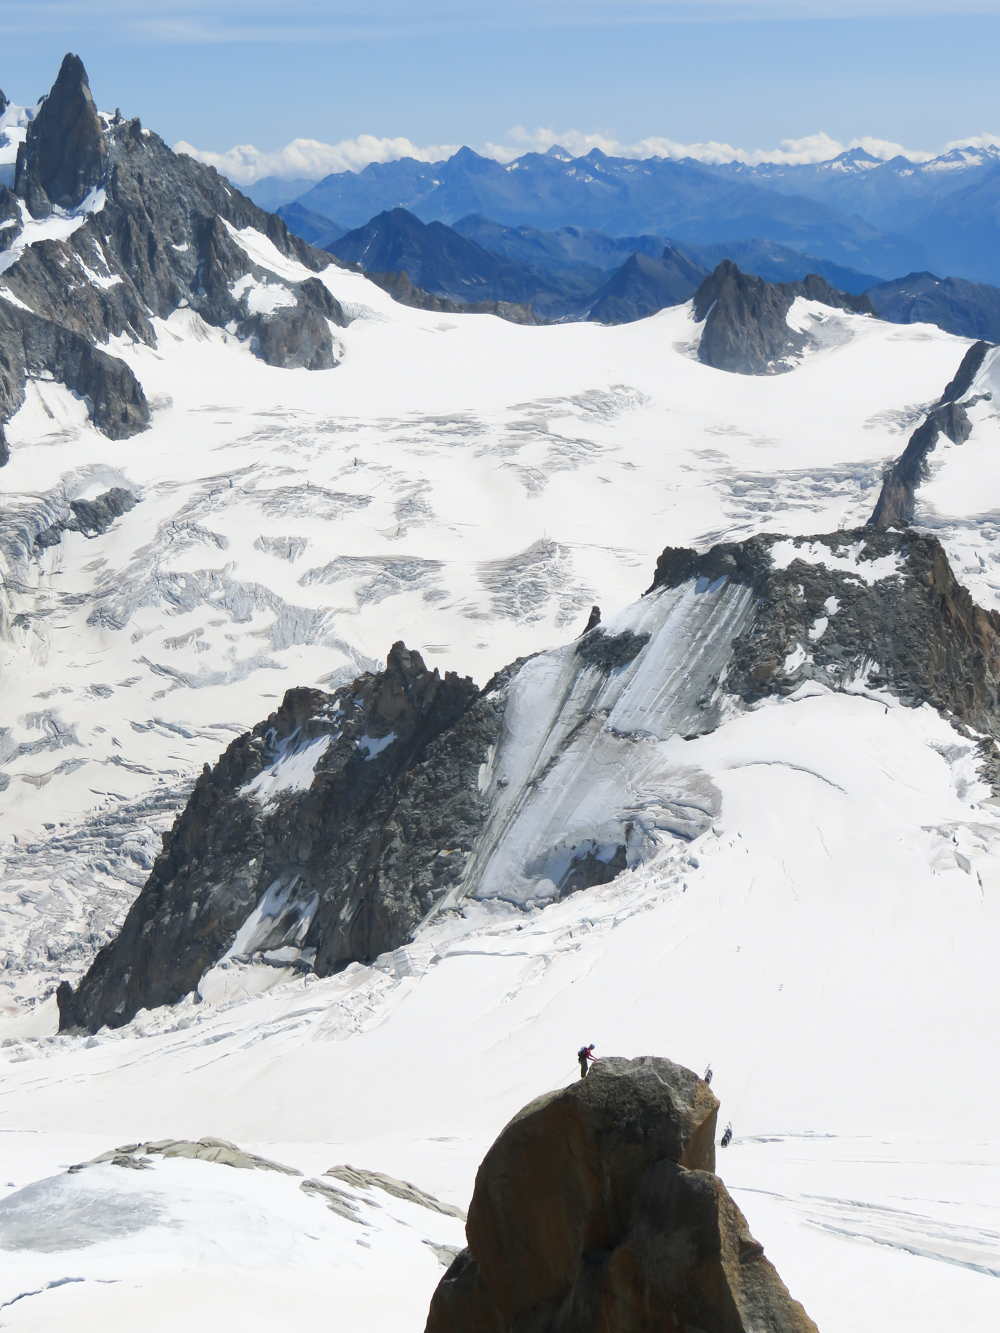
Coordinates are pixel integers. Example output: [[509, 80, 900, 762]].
[[259, 137, 1000, 286]]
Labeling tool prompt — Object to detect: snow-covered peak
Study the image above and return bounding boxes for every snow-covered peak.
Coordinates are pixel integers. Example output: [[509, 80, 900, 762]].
[[0, 99, 35, 168]]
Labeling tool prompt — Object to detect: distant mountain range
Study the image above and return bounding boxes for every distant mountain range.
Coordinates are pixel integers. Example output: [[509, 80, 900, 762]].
[[322, 208, 886, 322], [318, 205, 1000, 342], [277, 146, 921, 279], [244, 145, 1000, 340], [244, 141, 1000, 287], [277, 201, 347, 251]]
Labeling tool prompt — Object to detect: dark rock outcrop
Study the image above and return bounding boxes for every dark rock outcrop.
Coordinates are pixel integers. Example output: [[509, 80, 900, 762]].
[[57, 643, 501, 1030], [35, 487, 138, 549], [587, 246, 709, 324], [694, 260, 873, 374], [0, 307, 149, 440], [425, 1056, 818, 1333], [868, 339, 990, 527], [0, 54, 348, 465], [650, 527, 1000, 753]]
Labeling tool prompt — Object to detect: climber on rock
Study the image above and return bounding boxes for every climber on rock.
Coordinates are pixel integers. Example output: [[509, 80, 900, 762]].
[[578, 1044, 596, 1078]]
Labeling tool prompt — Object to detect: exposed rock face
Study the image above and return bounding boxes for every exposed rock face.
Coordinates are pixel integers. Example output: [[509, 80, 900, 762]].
[[0, 306, 149, 440], [693, 259, 873, 374], [425, 1056, 818, 1333], [57, 643, 493, 1030], [869, 340, 991, 527], [15, 53, 107, 215], [650, 527, 1000, 752], [0, 54, 347, 465]]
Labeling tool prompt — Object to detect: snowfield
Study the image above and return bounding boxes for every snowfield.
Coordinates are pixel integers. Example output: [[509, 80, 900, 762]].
[[2, 242, 999, 1330]]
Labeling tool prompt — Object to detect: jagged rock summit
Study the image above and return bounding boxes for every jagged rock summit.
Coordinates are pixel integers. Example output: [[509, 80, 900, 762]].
[[0, 53, 346, 466], [425, 1056, 818, 1333], [15, 52, 107, 215], [694, 258, 873, 374], [57, 643, 486, 1031]]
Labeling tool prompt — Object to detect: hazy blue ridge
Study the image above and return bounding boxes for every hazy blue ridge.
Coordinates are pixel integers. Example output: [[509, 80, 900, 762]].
[[452, 214, 666, 276], [586, 248, 709, 323], [326, 207, 558, 309], [242, 175, 320, 212], [710, 147, 1000, 236], [276, 202, 348, 250], [867, 270, 1000, 341], [898, 166, 1000, 286], [670, 238, 881, 294]]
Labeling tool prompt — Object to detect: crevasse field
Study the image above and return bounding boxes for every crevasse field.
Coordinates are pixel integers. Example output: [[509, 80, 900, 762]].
[[1, 228, 999, 1330]]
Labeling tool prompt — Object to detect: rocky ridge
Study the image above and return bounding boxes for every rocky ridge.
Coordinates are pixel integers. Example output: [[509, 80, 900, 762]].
[[651, 527, 1000, 758], [58, 524, 1000, 1033], [868, 339, 992, 527], [57, 643, 494, 1029], [425, 1056, 818, 1333], [693, 259, 873, 374], [0, 54, 347, 466]]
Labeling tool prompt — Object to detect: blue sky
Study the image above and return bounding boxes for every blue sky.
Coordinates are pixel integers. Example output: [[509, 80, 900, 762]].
[[2, 3, 999, 177]]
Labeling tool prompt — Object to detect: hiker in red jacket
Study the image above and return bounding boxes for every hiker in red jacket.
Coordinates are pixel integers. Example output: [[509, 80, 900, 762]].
[[578, 1044, 596, 1078]]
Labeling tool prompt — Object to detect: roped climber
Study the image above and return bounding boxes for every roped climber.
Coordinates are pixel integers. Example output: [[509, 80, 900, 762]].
[[578, 1044, 596, 1078]]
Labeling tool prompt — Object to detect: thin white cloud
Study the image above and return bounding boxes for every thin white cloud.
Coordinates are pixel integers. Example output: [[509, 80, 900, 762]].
[[944, 132, 1000, 152], [178, 126, 966, 184], [486, 126, 938, 165], [175, 135, 462, 184]]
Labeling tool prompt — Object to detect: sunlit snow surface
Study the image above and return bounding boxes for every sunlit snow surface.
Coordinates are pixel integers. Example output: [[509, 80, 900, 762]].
[[2, 242, 999, 1329]]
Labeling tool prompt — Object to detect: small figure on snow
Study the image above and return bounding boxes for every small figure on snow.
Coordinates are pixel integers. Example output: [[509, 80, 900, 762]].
[[703, 1065, 713, 1085], [720, 1121, 733, 1149], [578, 1044, 596, 1078]]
